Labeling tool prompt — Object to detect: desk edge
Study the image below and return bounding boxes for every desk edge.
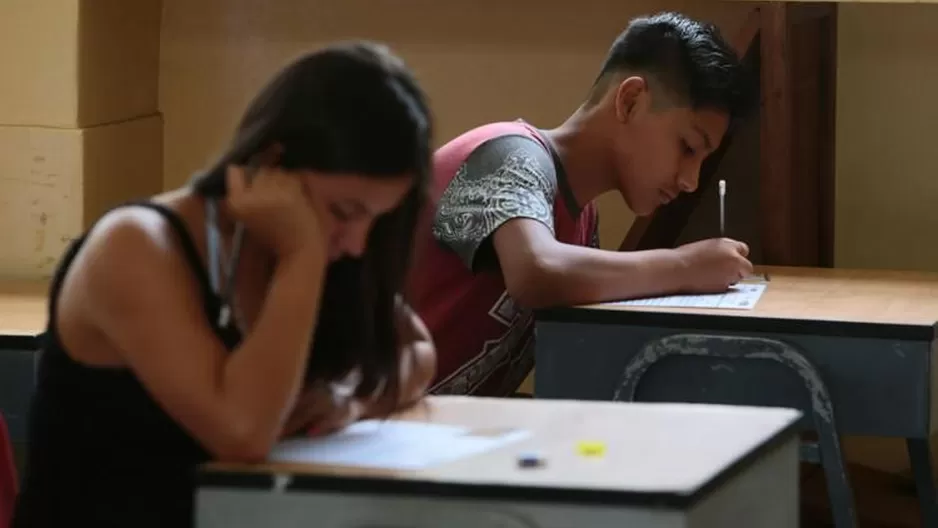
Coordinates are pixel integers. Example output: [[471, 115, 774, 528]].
[[535, 307, 938, 341], [198, 413, 802, 510], [0, 333, 42, 350]]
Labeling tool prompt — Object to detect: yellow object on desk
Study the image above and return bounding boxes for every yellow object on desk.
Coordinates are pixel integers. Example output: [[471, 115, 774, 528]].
[[576, 440, 607, 457]]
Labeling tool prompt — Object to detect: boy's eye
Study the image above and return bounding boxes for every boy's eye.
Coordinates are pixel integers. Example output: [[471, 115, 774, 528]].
[[681, 139, 696, 156], [329, 204, 353, 222], [330, 200, 368, 222]]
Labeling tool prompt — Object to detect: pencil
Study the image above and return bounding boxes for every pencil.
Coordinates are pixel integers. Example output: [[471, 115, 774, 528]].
[[718, 179, 726, 236]]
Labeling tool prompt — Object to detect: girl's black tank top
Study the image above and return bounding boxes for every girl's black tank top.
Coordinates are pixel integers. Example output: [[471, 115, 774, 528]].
[[12, 202, 242, 528]]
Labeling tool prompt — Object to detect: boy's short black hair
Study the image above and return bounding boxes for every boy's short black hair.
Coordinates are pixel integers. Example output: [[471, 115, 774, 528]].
[[590, 12, 745, 119]]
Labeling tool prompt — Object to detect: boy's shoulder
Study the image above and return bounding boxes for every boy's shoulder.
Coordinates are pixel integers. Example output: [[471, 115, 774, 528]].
[[436, 121, 554, 182], [437, 121, 546, 161]]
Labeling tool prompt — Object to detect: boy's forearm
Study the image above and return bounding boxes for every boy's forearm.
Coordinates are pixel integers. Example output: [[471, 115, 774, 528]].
[[520, 244, 690, 309]]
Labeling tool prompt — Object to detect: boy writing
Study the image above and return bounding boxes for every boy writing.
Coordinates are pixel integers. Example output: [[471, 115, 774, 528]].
[[409, 12, 753, 396]]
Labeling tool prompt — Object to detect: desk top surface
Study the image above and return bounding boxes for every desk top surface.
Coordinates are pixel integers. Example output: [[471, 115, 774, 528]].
[[541, 266, 938, 340], [9, 267, 938, 340], [202, 396, 800, 508], [0, 280, 48, 341]]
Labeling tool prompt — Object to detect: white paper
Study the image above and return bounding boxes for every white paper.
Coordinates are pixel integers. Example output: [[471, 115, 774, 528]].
[[269, 420, 530, 470], [609, 283, 767, 310]]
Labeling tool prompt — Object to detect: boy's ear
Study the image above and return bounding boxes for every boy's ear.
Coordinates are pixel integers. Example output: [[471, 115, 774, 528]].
[[614, 76, 649, 123]]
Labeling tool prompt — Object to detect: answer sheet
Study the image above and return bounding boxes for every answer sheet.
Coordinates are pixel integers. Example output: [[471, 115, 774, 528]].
[[270, 420, 530, 470], [608, 283, 767, 310]]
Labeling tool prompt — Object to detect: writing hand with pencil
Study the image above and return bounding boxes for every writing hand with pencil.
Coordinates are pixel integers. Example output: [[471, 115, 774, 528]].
[[670, 179, 752, 292], [673, 238, 753, 293]]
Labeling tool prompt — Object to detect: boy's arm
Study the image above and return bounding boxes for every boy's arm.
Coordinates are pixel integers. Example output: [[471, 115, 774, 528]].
[[432, 134, 751, 310], [431, 134, 560, 277], [492, 218, 690, 308]]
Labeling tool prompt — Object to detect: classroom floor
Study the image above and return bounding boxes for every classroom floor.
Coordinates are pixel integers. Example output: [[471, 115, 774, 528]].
[[800, 462, 924, 527]]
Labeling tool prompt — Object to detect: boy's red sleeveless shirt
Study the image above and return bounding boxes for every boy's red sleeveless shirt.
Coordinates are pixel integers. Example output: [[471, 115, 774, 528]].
[[407, 121, 598, 396]]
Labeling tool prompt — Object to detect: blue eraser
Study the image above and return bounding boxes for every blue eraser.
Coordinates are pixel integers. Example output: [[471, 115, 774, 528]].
[[517, 452, 544, 468]]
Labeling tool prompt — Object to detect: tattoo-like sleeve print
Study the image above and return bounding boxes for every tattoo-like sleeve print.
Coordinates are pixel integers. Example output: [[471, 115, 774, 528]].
[[432, 135, 557, 271], [590, 213, 601, 249]]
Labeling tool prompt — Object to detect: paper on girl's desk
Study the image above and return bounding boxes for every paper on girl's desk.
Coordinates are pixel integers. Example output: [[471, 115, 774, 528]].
[[269, 420, 531, 470], [608, 282, 767, 310]]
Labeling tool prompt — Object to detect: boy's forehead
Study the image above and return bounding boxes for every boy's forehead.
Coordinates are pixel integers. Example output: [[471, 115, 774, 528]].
[[664, 106, 729, 135], [644, 106, 729, 154], [689, 109, 730, 151]]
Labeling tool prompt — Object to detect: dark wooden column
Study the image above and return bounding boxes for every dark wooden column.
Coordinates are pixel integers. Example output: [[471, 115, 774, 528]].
[[760, 3, 838, 267]]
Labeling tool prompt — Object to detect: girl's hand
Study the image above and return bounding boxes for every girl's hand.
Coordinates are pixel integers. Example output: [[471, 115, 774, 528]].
[[362, 300, 437, 418], [281, 376, 364, 438], [395, 300, 437, 406], [226, 165, 331, 261]]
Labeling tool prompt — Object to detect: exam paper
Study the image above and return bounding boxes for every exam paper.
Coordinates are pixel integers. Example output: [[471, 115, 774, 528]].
[[609, 283, 767, 310], [269, 420, 531, 470]]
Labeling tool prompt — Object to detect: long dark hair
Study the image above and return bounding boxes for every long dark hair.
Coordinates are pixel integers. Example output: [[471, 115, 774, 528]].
[[191, 41, 433, 412]]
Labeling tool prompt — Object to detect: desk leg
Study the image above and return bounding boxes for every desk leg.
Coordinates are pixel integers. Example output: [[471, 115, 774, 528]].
[[818, 433, 855, 528], [907, 438, 938, 527]]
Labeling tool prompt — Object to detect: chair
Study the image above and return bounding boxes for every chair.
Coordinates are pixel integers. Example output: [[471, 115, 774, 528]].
[[0, 412, 17, 528], [614, 333, 857, 528]]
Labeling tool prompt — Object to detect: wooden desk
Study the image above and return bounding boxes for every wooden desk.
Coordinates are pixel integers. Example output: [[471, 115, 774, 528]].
[[534, 265, 938, 527], [582, 265, 938, 328], [0, 280, 48, 455], [198, 396, 801, 528], [0, 280, 47, 342]]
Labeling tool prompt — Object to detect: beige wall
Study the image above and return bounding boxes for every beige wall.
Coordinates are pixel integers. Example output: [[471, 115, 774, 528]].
[[159, 0, 753, 247], [835, 4, 938, 271], [0, 0, 162, 279], [159, 1, 938, 264]]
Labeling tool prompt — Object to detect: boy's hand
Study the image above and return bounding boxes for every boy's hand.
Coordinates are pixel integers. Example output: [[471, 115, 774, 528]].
[[674, 238, 753, 293]]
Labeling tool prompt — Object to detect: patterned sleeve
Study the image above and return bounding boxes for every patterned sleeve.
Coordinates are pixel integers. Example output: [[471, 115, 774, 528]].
[[431, 135, 557, 272]]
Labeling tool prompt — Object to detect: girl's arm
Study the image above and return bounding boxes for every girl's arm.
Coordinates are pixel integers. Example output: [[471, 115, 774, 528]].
[[281, 300, 436, 437], [385, 299, 437, 410], [66, 208, 326, 461]]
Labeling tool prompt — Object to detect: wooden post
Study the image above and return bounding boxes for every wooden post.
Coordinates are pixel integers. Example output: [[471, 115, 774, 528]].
[[760, 2, 838, 267]]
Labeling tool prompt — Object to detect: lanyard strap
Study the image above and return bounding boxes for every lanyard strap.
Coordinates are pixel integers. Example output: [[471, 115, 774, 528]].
[[205, 198, 241, 328]]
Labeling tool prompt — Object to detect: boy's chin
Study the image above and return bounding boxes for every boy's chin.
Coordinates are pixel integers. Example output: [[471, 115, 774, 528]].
[[624, 197, 659, 218]]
